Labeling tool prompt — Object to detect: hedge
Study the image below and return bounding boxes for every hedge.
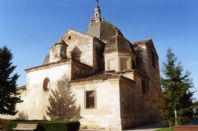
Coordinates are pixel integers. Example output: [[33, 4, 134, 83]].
[[4, 120, 80, 131]]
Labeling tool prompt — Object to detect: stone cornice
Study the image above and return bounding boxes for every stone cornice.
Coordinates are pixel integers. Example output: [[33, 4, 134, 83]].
[[25, 59, 70, 73]]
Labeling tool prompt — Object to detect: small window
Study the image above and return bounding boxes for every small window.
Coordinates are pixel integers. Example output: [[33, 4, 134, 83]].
[[60, 46, 66, 58], [120, 58, 129, 71], [43, 78, 50, 91], [107, 58, 116, 71], [68, 36, 71, 40], [85, 90, 96, 109], [141, 80, 146, 94]]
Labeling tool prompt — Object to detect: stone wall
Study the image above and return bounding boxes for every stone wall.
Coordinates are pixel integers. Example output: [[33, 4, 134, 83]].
[[134, 41, 161, 122], [62, 30, 94, 67], [71, 60, 93, 80], [119, 78, 136, 129], [93, 38, 105, 72], [71, 79, 122, 130], [104, 52, 132, 72], [15, 62, 72, 120], [120, 72, 158, 129]]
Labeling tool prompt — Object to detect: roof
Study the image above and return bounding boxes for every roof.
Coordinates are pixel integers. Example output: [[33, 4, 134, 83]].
[[87, 20, 133, 53], [25, 59, 70, 73], [54, 40, 68, 46], [105, 34, 132, 53], [87, 21, 123, 41], [71, 72, 135, 83], [131, 39, 152, 46], [132, 39, 159, 59], [26, 59, 92, 73]]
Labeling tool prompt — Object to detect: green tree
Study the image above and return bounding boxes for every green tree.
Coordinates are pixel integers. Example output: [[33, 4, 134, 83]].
[[0, 46, 22, 115], [160, 48, 194, 126], [46, 79, 80, 121]]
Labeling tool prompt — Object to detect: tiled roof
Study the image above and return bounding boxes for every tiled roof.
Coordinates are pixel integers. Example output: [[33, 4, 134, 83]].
[[71, 72, 121, 83], [25, 59, 70, 72], [71, 71, 135, 83]]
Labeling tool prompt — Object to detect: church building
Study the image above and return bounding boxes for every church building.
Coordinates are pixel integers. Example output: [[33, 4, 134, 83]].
[[14, 2, 161, 130]]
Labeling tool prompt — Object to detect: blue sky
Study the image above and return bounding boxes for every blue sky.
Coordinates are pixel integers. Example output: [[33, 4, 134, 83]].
[[0, 0, 198, 98]]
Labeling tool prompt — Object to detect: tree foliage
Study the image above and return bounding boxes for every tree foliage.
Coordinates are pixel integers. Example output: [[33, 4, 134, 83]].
[[46, 79, 80, 121], [160, 48, 194, 126], [0, 46, 22, 115]]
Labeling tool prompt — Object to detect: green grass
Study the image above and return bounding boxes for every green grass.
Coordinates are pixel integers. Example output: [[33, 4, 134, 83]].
[[155, 127, 173, 131]]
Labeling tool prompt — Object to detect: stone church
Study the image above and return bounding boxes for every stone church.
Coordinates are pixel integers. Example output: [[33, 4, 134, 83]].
[[13, 3, 161, 130]]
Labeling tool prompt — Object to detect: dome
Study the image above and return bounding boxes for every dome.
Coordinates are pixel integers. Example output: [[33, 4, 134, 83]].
[[87, 21, 123, 42], [87, 21, 133, 53]]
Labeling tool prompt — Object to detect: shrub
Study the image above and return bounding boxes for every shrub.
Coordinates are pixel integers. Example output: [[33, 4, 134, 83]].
[[0, 119, 11, 130], [5, 120, 80, 131]]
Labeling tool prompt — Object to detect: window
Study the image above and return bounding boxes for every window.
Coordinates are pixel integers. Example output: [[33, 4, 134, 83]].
[[120, 58, 129, 71], [60, 46, 66, 58], [43, 78, 50, 91], [71, 47, 81, 61], [85, 90, 96, 109], [141, 80, 146, 94], [151, 50, 156, 68], [68, 36, 71, 40], [107, 58, 116, 71]]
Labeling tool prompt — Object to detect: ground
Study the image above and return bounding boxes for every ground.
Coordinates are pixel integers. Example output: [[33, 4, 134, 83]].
[[80, 122, 164, 131]]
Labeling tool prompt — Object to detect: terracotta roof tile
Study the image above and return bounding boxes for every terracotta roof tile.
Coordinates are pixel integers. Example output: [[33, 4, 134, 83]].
[[71, 72, 121, 83], [25, 59, 70, 72], [71, 71, 136, 83]]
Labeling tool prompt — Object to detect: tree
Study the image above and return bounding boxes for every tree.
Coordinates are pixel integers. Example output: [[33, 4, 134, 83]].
[[160, 48, 194, 126], [46, 79, 80, 121], [0, 46, 22, 115]]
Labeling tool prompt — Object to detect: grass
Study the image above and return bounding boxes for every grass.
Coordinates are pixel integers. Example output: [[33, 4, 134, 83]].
[[155, 127, 173, 131]]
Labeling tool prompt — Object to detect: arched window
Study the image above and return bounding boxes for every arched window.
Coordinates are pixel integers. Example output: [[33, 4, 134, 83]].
[[60, 46, 66, 58], [43, 78, 50, 91], [71, 47, 81, 61]]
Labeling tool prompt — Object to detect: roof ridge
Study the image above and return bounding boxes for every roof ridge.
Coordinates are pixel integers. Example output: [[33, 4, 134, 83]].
[[131, 39, 152, 45]]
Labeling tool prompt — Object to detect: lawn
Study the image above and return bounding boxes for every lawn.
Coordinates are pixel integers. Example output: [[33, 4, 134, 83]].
[[156, 127, 173, 131]]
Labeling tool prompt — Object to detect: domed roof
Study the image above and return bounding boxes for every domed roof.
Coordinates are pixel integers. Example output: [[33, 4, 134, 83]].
[[87, 3, 134, 54], [87, 20, 133, 53], [87, 21, 123, 42]]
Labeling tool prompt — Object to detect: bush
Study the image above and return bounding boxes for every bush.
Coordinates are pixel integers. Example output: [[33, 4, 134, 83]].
[[67, 121, 80, 131], [0, 119, 11, 130], [5, 120, 80, 131]]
